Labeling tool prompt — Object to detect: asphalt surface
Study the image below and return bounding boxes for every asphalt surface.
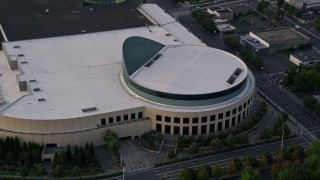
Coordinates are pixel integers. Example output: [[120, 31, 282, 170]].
[[107, 137, 309, 180], [0, 0, 149, 41]]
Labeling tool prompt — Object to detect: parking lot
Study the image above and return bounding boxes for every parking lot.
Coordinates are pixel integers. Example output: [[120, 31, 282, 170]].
[[0, 0, 149, 41]]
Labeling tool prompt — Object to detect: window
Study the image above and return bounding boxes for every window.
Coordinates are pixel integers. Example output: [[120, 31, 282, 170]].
[[192, 117, 199, 124], [101, 118, 106, 126], [138, 112, 143, 119], [201, 116, 207, 123], [248, 99, 250, 105], [238, 105, 242, 111], [244, 102, 247, 108], [183, 118, 189, 124], [108, 117, 114, 124], [226, 111, 230, 117], [116, 116, 121, 122], [156, 124, 162, 133], [156, 115, 162, 121], [201, 125, 207, 134], [232, 108, 237, 115], [218, 122, 222, 131], [174, 126, 180, 135], [131, 113, 136, 119], [165, 125, 171, 134], [210, 124, 215, 133], [232, 117, 236, 126], [243, 111, 246, 119], [225, 119, 229, 129], [174, 117, 180, 124], [124, 114, 128, 121], [210, 115, 216, 121], [183, 127, 189, 135], [218, 113, 223, 120], [192, 126, 198, 135], [237, 114, 241, 123], [165, 116, 171, 123]]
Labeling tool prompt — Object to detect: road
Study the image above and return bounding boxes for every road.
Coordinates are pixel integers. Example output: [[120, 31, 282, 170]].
[[108, 137, 308, 180], [259, 85, 320, 140]]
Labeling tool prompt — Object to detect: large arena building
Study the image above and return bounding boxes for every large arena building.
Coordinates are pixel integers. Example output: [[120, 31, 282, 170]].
[[0, 4, 255, 147]]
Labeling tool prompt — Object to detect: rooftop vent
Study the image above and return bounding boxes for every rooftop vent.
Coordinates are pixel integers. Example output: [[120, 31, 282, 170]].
[[33, 88, 40, 92], [145, 54, 163, 68], [226, 68, 243, 85], [82, 107, 97, 113], [17, 54, 24, 57], [29, 79, 36, 82], [21, 61, 28, 64], [38, 98, 45, 102], [14, 46, 20, 48]]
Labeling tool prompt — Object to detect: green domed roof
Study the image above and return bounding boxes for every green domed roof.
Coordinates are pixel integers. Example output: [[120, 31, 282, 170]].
[[122, 36, 164, 76]]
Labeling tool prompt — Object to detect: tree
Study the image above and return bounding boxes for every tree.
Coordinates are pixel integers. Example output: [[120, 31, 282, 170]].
[[261, 152, 272, 164], [196, 165, 209, 180], [225, 134, 236, 147], [210, 138, 221, 150], [66, 144, 72, 162], [305, 140, 320, 157], [188, 142, 199, 154], [90, 142, 95, 156], [5, 151, 14, 164], [223, 37, 240, 51], [257, 0, 269, 12], [228, 160, 238, 174], [259, 155, 269, 167], [276, 0, 284, 8], [240, 166, 260, 180], [179, 168, 193, 180], [243, 156, 259, 168], [177, 136, 187, 149], [20, 166, 29, 177], [53, 165, 64, 178], [212, 164, 223, 178], [278, 166, 315, 180], [35, 163, 47, 176], [167, 150, 177, 159], [71, 166, 81, 176], [237, 132, 248, 144], [270, 162, 281, 178], [85, 142, 90, 151], [259, 128, 272, 140], [315, 17, 320, 32], [304, 96, 318, 110], [105, 130, 120, 158], [276, 151, 285, 163], [303, 154, 320, 171], [19, 151, 31, 165]]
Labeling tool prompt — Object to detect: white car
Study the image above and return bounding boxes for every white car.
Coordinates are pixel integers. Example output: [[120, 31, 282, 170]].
[[295, 25, 300, 29]]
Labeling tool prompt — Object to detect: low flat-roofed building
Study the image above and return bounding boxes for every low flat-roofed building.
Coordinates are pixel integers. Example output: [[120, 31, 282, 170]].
[[240, 35, 269, 55], [208, 7, 234, 21], [290, 50, 320, 66], [213, 19, 237, 36], [285, 0, 320, 10], [248, 28, 311, 54]]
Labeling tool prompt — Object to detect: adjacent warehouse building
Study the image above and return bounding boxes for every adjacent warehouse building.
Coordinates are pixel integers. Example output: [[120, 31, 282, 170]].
[[290, 50, 320, 66], [285, 0, 320, 10], [240, 28, 311, 55], [0, 4, 255, 147]]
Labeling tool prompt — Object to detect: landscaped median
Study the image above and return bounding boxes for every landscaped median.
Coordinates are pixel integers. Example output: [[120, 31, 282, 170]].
[[0, 171, 122, 180], [154, 135, 296, 167]]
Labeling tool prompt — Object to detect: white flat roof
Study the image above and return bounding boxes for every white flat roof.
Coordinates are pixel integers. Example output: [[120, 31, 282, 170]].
[[132, 46, 247, 95]]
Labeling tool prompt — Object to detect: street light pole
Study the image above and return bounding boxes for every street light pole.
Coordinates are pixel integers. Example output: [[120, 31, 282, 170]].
[[281, 129, 284, 151]]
